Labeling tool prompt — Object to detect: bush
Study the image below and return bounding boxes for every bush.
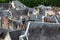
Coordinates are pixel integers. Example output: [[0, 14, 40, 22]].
[[19, 0, 60, 8], [0, 0, 60, 7], [0, 0, 12, 3]]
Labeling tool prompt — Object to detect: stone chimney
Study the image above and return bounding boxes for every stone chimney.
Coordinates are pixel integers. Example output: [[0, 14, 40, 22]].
[[4, 16, 9, 29], [44, 18, 50, 22], [18, 23, 26, 30], [19, 23, 23, 30]]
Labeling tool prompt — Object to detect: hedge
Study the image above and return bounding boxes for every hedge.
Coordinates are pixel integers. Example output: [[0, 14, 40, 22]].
[[19, 0, 60, 8], [0, 0, 60, 8], [0, 0, 12, 3]]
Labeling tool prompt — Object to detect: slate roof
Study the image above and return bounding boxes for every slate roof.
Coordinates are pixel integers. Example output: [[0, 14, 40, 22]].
[[9, 8, 28, 20], [0, 28, 24, 40], [9, 30, 23, 40], [0, 11, 3, 17], [12, 1, 26, 8], [0, 28, 11, 39], [0, 3, 12, 10]]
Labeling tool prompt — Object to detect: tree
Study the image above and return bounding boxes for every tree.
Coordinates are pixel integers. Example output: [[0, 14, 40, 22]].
[[0, 0, 12, 3], [19, 0, 60, 8]]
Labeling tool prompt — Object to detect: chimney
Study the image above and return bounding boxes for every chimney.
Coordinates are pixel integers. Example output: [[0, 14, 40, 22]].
[[19, 23, 23, 30], [4, 16, 9, 29], [44, 18, 50, 22]]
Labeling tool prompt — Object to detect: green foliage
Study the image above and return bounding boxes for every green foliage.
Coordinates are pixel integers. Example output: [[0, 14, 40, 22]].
[[0, 0, 12, 3], [19, 0, 60, 8], [0, 0, 60, 8]]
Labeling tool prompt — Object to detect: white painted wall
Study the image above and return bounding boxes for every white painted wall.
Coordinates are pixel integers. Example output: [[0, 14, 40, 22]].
[[4, 33, 11, 40]]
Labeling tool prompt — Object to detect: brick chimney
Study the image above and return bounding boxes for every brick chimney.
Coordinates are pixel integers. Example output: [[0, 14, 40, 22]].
[[4, 16, 9, 29]]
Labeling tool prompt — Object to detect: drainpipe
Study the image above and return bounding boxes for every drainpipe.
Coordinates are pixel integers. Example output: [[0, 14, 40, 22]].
[[20, 21, 31, 40]]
